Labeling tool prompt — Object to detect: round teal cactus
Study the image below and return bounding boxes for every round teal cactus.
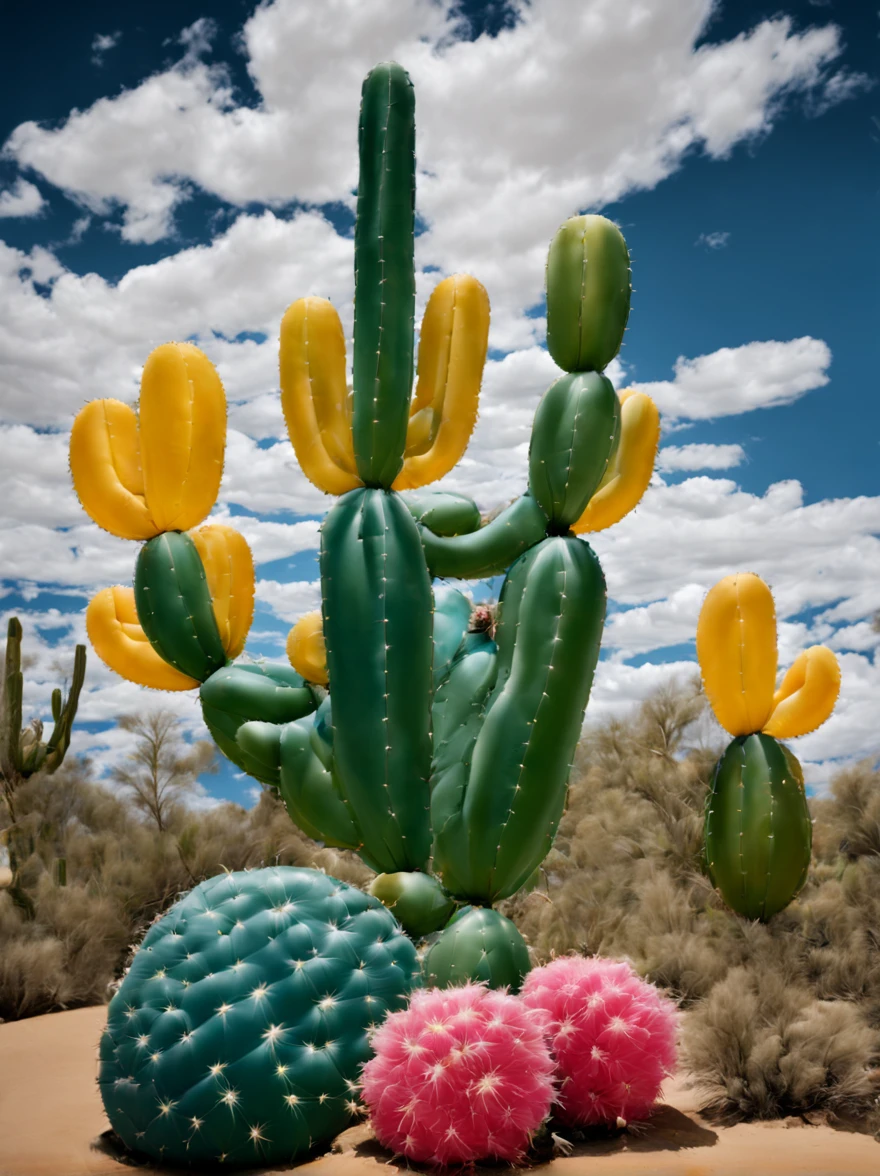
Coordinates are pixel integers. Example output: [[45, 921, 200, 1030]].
[[99, 867, 419, 1167]]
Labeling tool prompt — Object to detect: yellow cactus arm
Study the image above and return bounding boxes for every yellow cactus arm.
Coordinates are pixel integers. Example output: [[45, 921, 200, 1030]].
[[86, 586, 198, 691], [286, 610, 328, 686], [69, 400, 158, 540], [139, 342, 227, 532], [572, 390, 660, 534], [392, 274, 490, 491], [190, 524, 255, 660], [280, 297, 361, 496], [696, 573, 778, 736], [763, 645, 841, 739]]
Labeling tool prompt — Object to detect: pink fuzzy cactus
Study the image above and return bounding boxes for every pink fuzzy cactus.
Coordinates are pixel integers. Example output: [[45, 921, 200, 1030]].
[[361, 982, 555, 1165], [521, 956, 678, 1126]]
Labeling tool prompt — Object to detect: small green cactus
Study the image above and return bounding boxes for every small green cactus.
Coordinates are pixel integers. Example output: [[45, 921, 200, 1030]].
[[99, 866, 419, 1167], [1, 617, 86, 917]]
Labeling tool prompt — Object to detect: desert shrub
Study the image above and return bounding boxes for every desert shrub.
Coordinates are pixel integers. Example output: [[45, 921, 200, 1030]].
[[0, 756, 373, 1019], [682, 966, 880, 1125]]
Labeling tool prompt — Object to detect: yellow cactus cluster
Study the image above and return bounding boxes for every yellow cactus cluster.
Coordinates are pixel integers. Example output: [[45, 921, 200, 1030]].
[[696, 572, 840, 739], [71, 343, 256, 691]]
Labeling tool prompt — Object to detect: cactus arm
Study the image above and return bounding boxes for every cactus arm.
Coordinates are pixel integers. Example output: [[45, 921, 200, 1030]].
[[321, 488, 433, 872], [278, 719, 366, 853], [431, 585, 474, 688], [280, 297, 362, 495], [138, 343, 226, 532], [3, 618, 24, 774], [199, 663, 318, 783], [705, 733, 812, 921], [528, 372, 620, 529], [351, 62, 416, 487], [418, 493, 548, 580], [546, 214, 631, 373], [763, 645, 840, 739], [697, 573, 778, 737], [573, 390, 660, 534], [69, 400, 157, 540], [43, 642, 86, 773], [134, 531, 227, 682], [400, 490, 481, 537], [86, 586, 199, 691], [189, 524, 255, 660], [393, 273, 490, 490], [433, 536, 606, 903]]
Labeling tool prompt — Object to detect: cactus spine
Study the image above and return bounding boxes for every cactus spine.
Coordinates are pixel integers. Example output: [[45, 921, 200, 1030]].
[[697, 574, 841, 920], [1, 617, 86, 916], [69, 62, 662, 992]]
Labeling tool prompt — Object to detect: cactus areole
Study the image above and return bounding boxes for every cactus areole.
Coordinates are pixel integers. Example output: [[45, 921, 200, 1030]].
[[69, 62, 661, 988]]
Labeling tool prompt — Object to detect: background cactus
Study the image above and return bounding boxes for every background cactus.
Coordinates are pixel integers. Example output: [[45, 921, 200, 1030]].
[[1, 616, 86, 917], [696, 573, 841, 920], [99, 866, 419, 1166], [69, 61, 661, 991]]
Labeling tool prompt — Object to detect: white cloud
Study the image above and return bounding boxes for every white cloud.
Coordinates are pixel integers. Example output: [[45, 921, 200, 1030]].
[[0, 178, 45, 219], [695, 230, 730, 249], [656, 443, 745, 472], [91, 31, 121, 66], [3, 0, 852, 331], [635, 337, 831, 421]]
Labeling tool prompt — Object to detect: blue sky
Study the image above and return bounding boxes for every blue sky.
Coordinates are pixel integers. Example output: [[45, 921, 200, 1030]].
[[0, 0, 877, 806]]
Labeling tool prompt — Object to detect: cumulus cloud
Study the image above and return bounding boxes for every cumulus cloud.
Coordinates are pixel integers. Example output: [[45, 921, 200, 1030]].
[[0, 178, 45, 218], [634, 337, 831, 421], [656, 443, 745, 472], [3, 0, 854, 329]]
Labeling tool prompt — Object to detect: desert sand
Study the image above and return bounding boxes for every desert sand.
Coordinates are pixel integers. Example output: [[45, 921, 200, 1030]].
[[0, 1004, 877, 1176]]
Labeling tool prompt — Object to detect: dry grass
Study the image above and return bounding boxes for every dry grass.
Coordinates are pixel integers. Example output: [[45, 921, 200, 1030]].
[[0, 759, 371, 1021]]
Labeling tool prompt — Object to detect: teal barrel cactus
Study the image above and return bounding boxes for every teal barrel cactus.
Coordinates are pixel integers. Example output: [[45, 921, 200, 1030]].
[[70, 61, 661, 993], [99, 867, 418, 1166]]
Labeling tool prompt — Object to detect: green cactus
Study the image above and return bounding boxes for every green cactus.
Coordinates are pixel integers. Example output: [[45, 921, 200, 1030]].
[[705, 733, 813, 922], [1, 617, 86, 917], [72, 61, 659, 992], [99, 866, 419, 1167], [214, 62, 651, 990]]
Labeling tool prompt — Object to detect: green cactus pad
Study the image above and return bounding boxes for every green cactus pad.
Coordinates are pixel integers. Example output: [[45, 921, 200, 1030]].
[[705, 733, 812, 922], [352, 62, 416, 487], [321, 488, 433, 873], [370, 871, 456, 938], [528, 371, 621, 528], [200, 663, 318, 787], [433, 535, 606, 903], [546, 214, 631, 373], [432, 584, 473, 687], [99, 867, 419, 1167], [401, 489, 482, 537], [422, 906, 531, 992], [420, 493, 549, 580], [135, 531, 226, 682]]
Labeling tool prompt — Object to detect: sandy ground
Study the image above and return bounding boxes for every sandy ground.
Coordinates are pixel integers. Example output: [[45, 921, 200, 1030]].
[[0, 1005, 877, 1176]]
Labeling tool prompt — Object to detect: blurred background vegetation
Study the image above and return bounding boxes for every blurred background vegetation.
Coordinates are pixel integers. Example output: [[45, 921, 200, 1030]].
[[1, 663, 878, 1129]]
